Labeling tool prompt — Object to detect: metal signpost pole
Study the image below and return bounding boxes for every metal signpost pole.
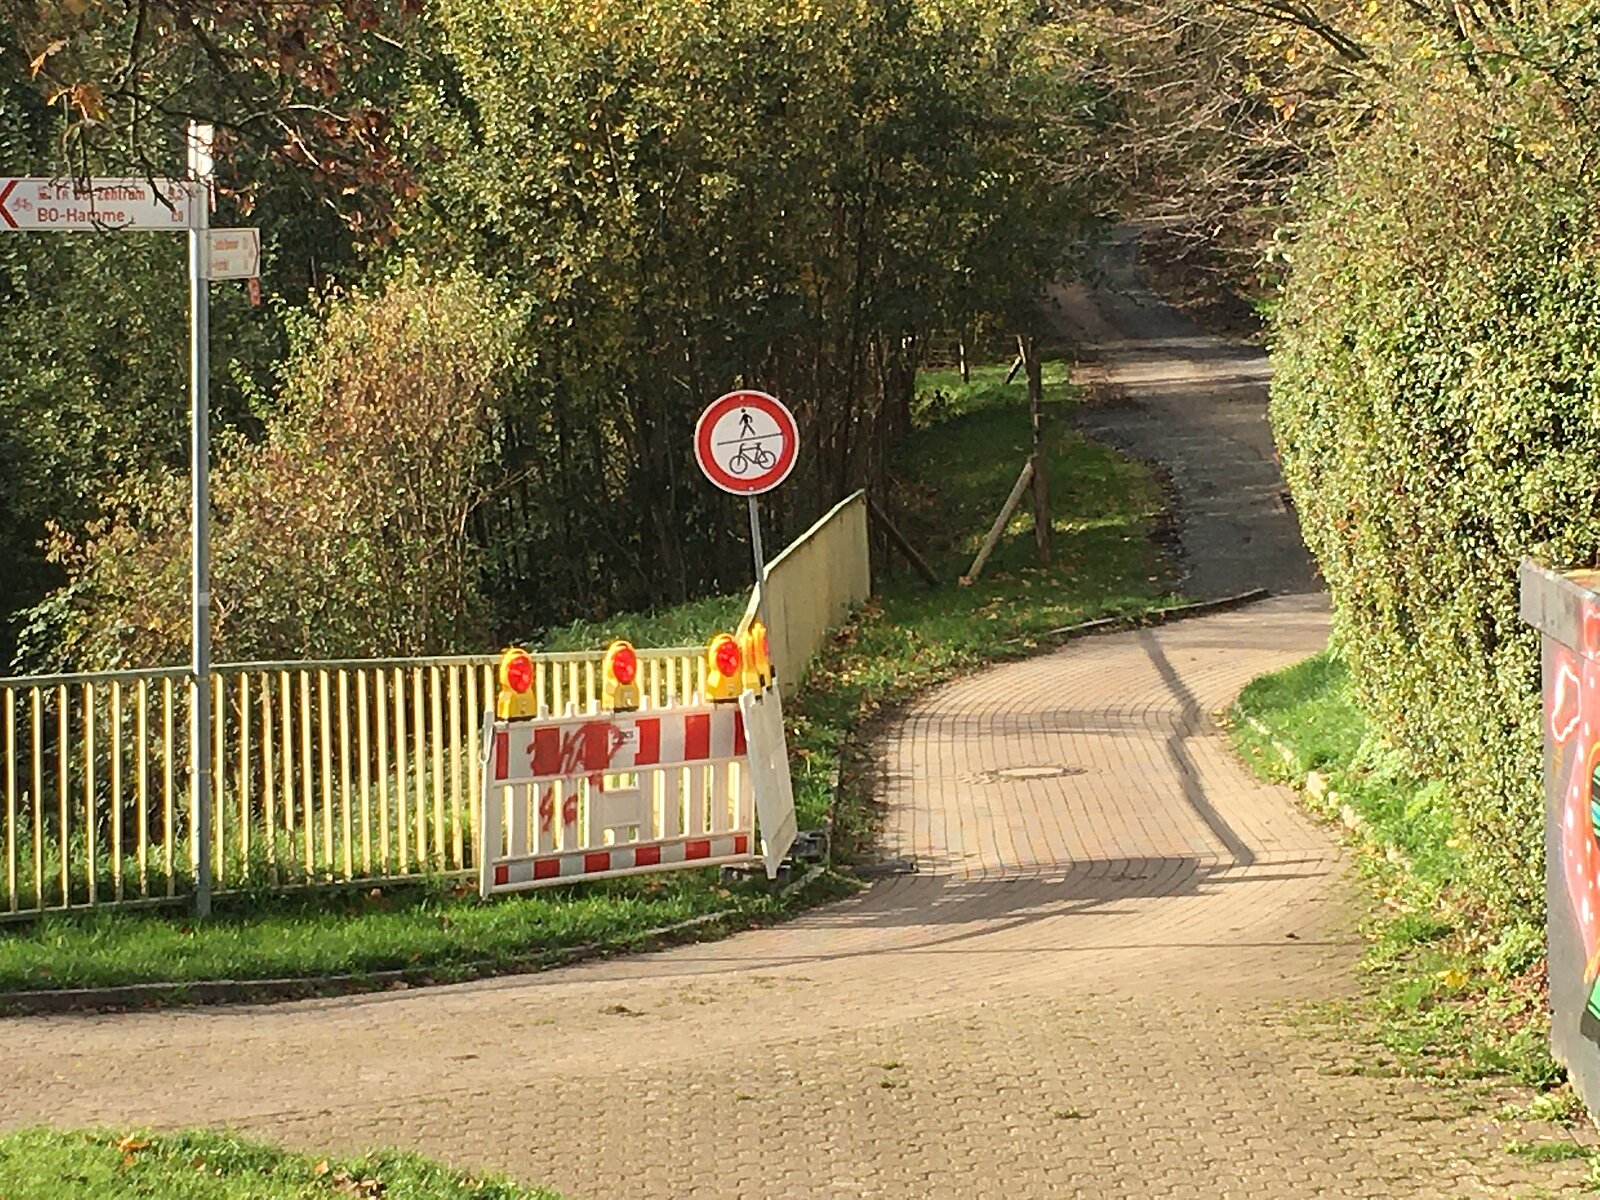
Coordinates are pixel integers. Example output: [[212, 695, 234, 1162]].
[[0, 141, 251, 919], [747, 496, 770, 634], [188, 124, 213, 918]]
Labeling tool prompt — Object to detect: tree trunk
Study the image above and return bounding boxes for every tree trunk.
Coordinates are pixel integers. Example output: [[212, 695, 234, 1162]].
[[1019, 334, 1051, 565]]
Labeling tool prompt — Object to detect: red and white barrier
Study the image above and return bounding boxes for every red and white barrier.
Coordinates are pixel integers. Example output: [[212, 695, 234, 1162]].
[[478, 692, 794, 896]]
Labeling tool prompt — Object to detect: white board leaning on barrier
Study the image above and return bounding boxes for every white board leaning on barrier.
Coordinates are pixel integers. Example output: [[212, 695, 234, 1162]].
[[478, 686, 798, 898]]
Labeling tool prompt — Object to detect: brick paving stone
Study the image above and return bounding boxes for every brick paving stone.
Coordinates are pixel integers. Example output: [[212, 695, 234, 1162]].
[[0, 597, 1591, 1197]]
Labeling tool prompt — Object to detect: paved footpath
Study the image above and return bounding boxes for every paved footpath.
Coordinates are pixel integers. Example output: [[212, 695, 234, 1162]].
[[1, 599, 1590, 1196]]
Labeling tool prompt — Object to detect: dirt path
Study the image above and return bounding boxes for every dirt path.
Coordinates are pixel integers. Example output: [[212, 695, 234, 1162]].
[[0, 262, 1586, 1198], [1054, 226, 1321, 599]]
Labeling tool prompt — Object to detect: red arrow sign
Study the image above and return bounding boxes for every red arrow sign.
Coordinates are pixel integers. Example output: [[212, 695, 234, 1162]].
[[0, 180, 17, 230]]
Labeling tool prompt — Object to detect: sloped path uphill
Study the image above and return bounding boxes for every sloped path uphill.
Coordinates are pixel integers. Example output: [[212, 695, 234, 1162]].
[[1056, 224, 1322, 600], [1, 260, 1584, 1196]]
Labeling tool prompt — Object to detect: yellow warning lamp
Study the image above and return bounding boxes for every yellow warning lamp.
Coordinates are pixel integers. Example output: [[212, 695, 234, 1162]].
[[742, 619, 773, 691], [496, 647, 537, 720], [601, 639, 641, 712], [705, 632, 744, 703]]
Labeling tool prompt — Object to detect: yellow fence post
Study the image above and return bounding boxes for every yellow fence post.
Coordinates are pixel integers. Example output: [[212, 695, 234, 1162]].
[[261, 674, 276, 883], [238, 673, 251, 879], [393, 667, 408, 872], [449, 665, 463, 869], [162, 679, 174, 897], [466, 665, 482, 869], [339, 669, 353, 881], [212, 674, 225, 890], [411, 666, 426, 870], [300, 671, 314, 878], [358, 668, 372, 876], [430, 665, 445, 868], [110, 680, 122, 901], [377, 669, 391, 873], [4, 687, 14, 912], [82, 681, 95, 906], [319, 669, 333, 877]]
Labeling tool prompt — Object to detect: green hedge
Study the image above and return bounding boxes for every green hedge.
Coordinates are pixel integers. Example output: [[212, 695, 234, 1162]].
[[1269, 62, 1600, 923]]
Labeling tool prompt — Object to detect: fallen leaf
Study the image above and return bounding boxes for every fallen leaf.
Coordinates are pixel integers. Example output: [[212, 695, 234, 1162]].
[[313, 1159, 331, 1178], [116, 1135, 150, 1153], [28, 39, 66, 78]]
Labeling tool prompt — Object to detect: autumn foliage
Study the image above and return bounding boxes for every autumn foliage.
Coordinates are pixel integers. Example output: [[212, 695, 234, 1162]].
[[4, 0, 1094, 664], [41, 271, 517, 666]]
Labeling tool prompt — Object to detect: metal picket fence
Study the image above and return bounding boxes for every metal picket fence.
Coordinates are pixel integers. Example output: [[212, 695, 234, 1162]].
[[0, 648, 706, 917], [0, 489, 872, 918]]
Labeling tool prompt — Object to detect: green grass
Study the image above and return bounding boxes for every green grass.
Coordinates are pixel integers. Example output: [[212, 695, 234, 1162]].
[[532, 593, 746, 652], [0, 354, 1175, 999], [1506, 1138, 1591, 1163], [0, 1128, 559, 1199], [1230, 649, 1563, 1093], [0, 870, 849, 997]]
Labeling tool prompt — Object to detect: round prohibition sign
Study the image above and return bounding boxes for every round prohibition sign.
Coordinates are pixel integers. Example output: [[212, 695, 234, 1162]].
[[695, 390, 799, 495]]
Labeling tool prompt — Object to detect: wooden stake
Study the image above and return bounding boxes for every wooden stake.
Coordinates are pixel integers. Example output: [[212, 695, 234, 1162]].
[[867, 496, 940, 587], [962, 459, 1034, 585]]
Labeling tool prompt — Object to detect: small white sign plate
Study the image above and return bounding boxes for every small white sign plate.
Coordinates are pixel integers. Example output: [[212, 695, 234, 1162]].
[[208, 227, 260, 280], [739, 685, 798, 878]]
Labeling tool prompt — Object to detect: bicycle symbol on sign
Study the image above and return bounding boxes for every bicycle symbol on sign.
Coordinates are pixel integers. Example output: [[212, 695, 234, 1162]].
[[729, 441, 777, 474], [719, 407, 781, 475]]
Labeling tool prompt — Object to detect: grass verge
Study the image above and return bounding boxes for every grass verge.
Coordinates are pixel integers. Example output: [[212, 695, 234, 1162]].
[[1229, 649, 1566, 1092], [0, 355, 1175, 1000], [0, 870, 849, 1001], [0, 1127, 559, 1199]]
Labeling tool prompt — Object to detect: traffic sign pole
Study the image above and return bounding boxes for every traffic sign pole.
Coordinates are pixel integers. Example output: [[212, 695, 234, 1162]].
[[188, 122, 213, 919], [747, 496, 770, 637]]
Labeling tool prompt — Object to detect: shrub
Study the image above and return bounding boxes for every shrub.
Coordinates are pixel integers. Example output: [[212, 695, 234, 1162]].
[[33, 269, 519, 667], [1270, 57, 1600, 922]]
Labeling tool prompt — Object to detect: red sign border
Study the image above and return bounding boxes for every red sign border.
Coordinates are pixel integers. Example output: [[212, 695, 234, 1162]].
[[694, 390, 798, 496]]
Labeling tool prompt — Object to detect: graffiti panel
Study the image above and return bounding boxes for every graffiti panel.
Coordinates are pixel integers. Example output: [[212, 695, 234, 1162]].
[[1522, 560, 1600, 1118]]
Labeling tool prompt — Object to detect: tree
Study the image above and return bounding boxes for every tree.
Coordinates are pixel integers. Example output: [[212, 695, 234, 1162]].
[[410, 0, 1094, 633], [2, 0, 421, 239], [1270, 8, 1600, 922]]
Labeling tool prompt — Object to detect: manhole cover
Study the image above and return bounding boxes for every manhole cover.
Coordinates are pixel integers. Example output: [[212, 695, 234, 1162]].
[[985, 765, 1086, 781]]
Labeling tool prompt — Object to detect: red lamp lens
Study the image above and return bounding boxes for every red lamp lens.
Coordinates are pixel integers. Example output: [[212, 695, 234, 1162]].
[[714, 638, 742, 677], [610, 644, 637, 685], [505, 654, 533, 693]]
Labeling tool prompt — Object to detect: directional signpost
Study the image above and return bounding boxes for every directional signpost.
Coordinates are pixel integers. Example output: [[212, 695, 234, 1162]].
[[0, 124, 258, 916], [695, 389, 800, 639], [0, 176, 199, 230]]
